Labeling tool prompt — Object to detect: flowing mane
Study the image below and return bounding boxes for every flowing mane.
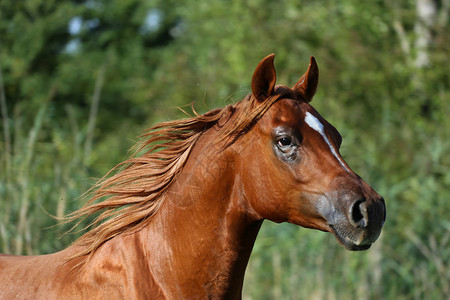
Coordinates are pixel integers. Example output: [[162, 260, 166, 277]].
[[68, 92, 285, 261]]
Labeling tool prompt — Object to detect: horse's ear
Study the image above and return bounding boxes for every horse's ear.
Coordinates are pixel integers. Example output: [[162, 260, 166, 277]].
[[293, 56, 319, 102], [252, 54, 276, 102]]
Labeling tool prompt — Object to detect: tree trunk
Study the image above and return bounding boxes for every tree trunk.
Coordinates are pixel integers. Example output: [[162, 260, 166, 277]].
[[414, 0, 437, 68]]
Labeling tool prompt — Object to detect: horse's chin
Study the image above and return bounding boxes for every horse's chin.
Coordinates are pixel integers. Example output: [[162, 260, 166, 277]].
[[329, 225, 372, 251]]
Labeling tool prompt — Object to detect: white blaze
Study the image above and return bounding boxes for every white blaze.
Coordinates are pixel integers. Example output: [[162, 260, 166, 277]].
[[304, 112, 350, 173]]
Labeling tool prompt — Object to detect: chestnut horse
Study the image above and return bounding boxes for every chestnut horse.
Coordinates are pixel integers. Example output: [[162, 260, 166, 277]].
[[0, 54, 385, 299]]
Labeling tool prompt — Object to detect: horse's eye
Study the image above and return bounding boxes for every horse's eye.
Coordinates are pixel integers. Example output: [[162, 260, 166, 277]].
[[278, 137, 292, 147]]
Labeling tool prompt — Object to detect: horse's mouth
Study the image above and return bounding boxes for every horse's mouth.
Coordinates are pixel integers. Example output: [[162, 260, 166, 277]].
[[329, 224, 372, 251]]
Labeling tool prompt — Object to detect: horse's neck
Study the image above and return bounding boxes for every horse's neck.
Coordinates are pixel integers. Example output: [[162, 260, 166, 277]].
[[50, 131, 261, 298], [135, 136, 263, 298]]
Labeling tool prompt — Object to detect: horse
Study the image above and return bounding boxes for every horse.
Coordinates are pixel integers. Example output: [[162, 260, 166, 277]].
[[0, 54, 386, 299]]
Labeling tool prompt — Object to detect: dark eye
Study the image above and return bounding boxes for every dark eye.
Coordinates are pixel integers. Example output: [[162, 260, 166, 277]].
[[277, 137, 293, 148], [273, 130, 300, 162]]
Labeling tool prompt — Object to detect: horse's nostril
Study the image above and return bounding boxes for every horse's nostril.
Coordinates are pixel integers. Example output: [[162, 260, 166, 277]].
[[381, 197, 387, 222], [350, 200, 368, 228]]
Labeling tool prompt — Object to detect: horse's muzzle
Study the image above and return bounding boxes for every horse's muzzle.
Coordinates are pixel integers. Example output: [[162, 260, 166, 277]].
[[317, 193, 386, 251]]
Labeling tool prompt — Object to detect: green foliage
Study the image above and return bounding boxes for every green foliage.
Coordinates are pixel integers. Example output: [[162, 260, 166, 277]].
[[0, 0, 449, 298]]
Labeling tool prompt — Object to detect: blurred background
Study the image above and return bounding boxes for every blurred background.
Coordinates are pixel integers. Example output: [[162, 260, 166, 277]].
[[0, 0, 449, 299]]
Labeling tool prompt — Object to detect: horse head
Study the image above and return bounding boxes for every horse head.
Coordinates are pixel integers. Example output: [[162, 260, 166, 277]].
[[235, 54, 386, 250]]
